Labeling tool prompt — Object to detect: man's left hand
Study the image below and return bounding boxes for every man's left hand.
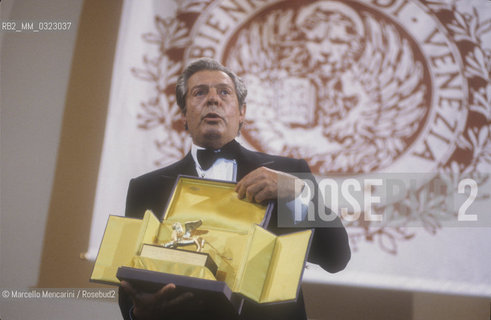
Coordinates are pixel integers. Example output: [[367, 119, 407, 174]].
[[235, 166, 304, 203]]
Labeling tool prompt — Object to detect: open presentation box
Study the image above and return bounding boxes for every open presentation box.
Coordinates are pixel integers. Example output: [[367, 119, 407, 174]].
[[91, 176, 312, 315]]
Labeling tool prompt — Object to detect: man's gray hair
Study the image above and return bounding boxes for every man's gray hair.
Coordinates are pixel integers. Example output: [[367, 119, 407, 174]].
[[176, 58, 247, 114]]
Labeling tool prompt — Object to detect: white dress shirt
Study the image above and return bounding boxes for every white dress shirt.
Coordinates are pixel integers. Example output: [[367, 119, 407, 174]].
[[191, 143, 237, 181]]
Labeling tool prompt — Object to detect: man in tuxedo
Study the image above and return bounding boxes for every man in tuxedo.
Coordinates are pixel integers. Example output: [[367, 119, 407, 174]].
[[119, 58, 350, 320]]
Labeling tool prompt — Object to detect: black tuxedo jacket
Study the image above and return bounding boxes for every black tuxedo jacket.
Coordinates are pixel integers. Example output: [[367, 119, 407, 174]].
[[119, 141, 350, 320]]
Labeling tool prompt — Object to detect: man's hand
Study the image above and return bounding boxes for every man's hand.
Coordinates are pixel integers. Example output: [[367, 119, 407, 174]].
[[120, 281, 198, 320], [235, 166, 305, 203]]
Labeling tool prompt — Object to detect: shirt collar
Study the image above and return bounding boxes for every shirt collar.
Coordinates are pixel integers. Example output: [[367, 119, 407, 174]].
[[191, 143, 205, 167]]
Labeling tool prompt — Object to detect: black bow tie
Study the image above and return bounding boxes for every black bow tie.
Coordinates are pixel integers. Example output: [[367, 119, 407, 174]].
[[196, 141, 238, 170]]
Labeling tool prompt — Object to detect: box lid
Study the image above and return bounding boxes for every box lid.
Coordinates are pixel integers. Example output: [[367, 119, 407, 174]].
[[163, 176, 272, 233]]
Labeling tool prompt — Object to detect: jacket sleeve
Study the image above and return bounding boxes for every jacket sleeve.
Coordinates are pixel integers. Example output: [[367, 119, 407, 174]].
[[125, 178, 140, 218], [294, 159, 351, 273]]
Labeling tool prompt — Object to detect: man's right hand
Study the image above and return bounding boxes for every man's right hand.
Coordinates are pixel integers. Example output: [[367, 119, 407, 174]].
[[120, 281, 199, 320]]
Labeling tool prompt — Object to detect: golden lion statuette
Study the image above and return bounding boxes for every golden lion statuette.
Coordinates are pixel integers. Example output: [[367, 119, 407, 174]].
[[163, 220, 205, 252]]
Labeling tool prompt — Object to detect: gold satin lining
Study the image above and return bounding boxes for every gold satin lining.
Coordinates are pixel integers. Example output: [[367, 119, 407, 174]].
[[259, 230, 312, 303], [90, 216, 142, 283], [91, 177, 312, 304], [157, 221, 252, 288], [163, 177, 267, 233], [135, 210, 160, 254], [236, 226, 276, 300]]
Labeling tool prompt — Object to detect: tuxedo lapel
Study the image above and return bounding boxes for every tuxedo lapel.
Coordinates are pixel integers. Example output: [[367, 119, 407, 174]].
[[178, 153, 198, 176], [235, 143, 276, 180], [158, 152, 198, 179]]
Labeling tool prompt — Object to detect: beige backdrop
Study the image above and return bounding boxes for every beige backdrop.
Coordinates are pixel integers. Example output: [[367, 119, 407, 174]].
[[1, 0, 490, 319]]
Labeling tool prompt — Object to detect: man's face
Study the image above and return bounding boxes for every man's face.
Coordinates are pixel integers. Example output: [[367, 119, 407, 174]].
[[184, 70, 246, 149]]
